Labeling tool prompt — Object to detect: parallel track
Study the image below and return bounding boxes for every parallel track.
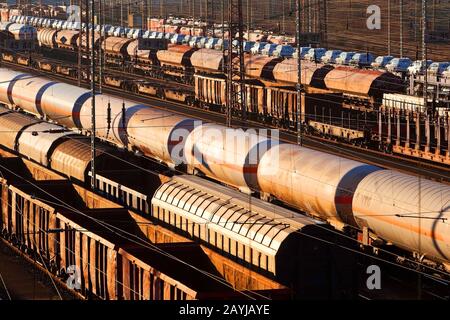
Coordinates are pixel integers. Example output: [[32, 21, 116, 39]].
[[2, 60, 449, 183]]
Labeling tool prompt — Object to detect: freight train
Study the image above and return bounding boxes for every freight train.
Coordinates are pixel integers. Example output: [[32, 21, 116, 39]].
[[0, 106, 357, 299], [8, 21, 450, 164], [31, 25, 404, 104], [0, 68, 448, 275], [2, 25, 417, 155]]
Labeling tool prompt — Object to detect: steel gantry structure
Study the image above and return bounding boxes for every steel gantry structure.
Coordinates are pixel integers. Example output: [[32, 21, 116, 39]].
[[226, 0, 246, 126]]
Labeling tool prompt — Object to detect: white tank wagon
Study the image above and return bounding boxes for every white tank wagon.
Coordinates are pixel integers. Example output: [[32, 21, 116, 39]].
[[39, 82, 92, 128], [257, 143, 382, 227], [184, 123, 277, 193], [77, 94, 138, 146], [10, 76, 57, 117], [352, 170, 450, 269], [0, 69, 91, 125], [0, 69, 33, 106], [151, 175, 356, 299], [0, 68, 197, 165], [126, 106, 195, 166]]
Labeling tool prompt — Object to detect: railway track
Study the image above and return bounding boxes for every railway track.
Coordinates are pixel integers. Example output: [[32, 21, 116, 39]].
[[2, 59, 449, 183]]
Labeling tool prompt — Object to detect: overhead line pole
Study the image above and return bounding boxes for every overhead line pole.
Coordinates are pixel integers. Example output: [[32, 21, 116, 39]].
[[418, 0, 428, 300], [227, 0, 246, 127], [387, 0, 391, 56], [78, 0, 83, 86], [90, 0, 97, 191], [296, 0, 303, 146], [99, 0, 103, 93], [399, 0, 403, 57]]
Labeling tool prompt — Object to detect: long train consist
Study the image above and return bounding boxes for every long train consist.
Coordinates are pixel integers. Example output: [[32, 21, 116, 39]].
[[0, 105, 356, 298], [0, 67, 448, 275], [4, 22, 449, 165]]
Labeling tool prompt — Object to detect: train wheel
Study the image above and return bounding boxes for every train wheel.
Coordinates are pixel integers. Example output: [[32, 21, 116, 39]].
[[10, 235, 17, 246]]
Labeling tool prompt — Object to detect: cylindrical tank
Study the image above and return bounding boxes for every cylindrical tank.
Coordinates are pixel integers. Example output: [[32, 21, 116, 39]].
[[40, 82, 91, 129], [257, 144, 381, 224], [353, 170, 450, 263], [78, 94, 136, 145], [0, 69, 25, 105], [126, 106, 195, 166], [103, 37, 133, 57], [10, 76, 55, 116], [55, 30, 79, 49], [126, 40, 151, 61], [184, 124, 276, 192]]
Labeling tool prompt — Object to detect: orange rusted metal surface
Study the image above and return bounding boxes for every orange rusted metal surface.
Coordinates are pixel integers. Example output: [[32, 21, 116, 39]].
[[0, 111, 41, 150], [156, 45, 195, 65], [104, 37, 133, 55], [324, 66, 384, 95], [242, 54, 281, 79], [190, 49, 223, 72], [273, 58, 324, 86]]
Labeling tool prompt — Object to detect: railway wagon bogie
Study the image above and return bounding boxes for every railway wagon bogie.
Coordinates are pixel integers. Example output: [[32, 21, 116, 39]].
[[163, 88, 189, 104], [136, 82, 161, 97], [1, 52, 14, 62], [37, 60, 53, 72], [17, 56, 30, 66]]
